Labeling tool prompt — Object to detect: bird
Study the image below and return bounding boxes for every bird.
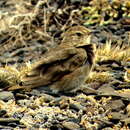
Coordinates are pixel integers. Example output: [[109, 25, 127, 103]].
[[5, 26, 95, 93]]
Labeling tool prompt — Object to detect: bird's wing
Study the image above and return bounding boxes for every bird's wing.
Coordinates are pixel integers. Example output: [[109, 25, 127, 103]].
[[21, 48, 87, 88], [26, 47, 87, 80], [6, 47, 87, 91], [50, 64, 91, 93], [32, 47, 77, 71], [23, 46, 78, 79]]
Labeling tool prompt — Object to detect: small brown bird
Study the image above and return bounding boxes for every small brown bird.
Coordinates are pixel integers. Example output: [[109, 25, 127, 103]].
[[6, 26, 95, 93]]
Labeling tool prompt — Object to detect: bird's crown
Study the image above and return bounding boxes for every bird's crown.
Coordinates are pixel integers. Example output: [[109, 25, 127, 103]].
[[61, 26, 92, 47]]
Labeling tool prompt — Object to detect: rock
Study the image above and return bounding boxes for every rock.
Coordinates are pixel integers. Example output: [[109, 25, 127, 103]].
[[0, 118, 19, 123], [109, 112, 127, 121], [27, 90, 55, 102], [97, 85, 130, 101], [108, 24, 119, 33], [42, 94, 55, 102], [80, 84, 99, 94], [111, 63, 123, 71], [0, 91, 14, 101], [119, 90, 130, 101], [105, 99, 125, 112], [96, 120, 113, 130], [17, 99, 32, 107], [0, 110, 7, 117], [49, 97, 63, 106], [69, 103, 86, 111], [121, 118, 130, 125], [62, 121, 80, 130], [15, 93, 29, 99], [70, 0, 81, 4], [0, 125, 14, 129], [102, 127, 114, 130], [113, 72, 124, 81], [27, 89, 41, 96], [97, 85, 120, 97]]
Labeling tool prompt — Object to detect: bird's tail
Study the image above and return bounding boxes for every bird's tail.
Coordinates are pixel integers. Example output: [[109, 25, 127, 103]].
[[3, 85, 25, 91]]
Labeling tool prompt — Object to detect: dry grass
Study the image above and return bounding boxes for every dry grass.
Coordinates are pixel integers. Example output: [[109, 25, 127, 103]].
[[0, 66, 21, 86], [0, 62, 32, 87], [86, 71, 113, 83], [96, 40, 130, 62], [0, 0, 130, 87], [0, 0, 53, 54], [87, 41, 130, 83], [1, 41, 129, 86]]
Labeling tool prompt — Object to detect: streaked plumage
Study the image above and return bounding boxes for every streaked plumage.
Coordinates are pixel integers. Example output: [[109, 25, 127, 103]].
[[6, 26, 95, 93]]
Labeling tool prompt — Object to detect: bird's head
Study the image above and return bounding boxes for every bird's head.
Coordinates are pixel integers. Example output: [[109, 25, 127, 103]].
[[61, 26, 92, 47]]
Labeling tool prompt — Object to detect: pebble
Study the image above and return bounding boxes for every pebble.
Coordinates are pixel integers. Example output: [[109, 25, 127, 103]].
[[97, 85, 119, 96], [0, 91, 14, 101], [0, 110, 7, 117], [109, 112, 127, 121], [42, 94, 55, 102], [121, 118, 130, 125], [69, 103, 86, 111], [62, 121, 80, 130], [0, 118, 19, 123], [105, 99, 125, 112]]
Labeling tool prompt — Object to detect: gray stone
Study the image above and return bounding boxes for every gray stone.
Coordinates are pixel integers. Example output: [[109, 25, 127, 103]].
[[109, 112, 127, 120], [121, 118, 130, 125], [0, 91, 14, 101], [62, 121, 80, 130], [106, 99, 125, 112], [0, 110, 7, 117]]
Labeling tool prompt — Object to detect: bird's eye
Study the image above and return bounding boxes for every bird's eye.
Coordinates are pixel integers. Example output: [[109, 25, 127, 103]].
[[76, 32, 83, 36]]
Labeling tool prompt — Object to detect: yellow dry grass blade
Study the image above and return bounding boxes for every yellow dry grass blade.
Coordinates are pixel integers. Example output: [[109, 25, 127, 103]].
[[96, 40, 130, 62], [86, 71, 113, 83]]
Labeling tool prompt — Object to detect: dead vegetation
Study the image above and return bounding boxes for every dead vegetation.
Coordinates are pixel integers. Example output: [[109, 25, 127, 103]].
[[0, 0, 129, 93], [96, 40, 130, 62], [0, 40, 129, 90], [0, 0, 129, 87], [0, 0, 130, 129]]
